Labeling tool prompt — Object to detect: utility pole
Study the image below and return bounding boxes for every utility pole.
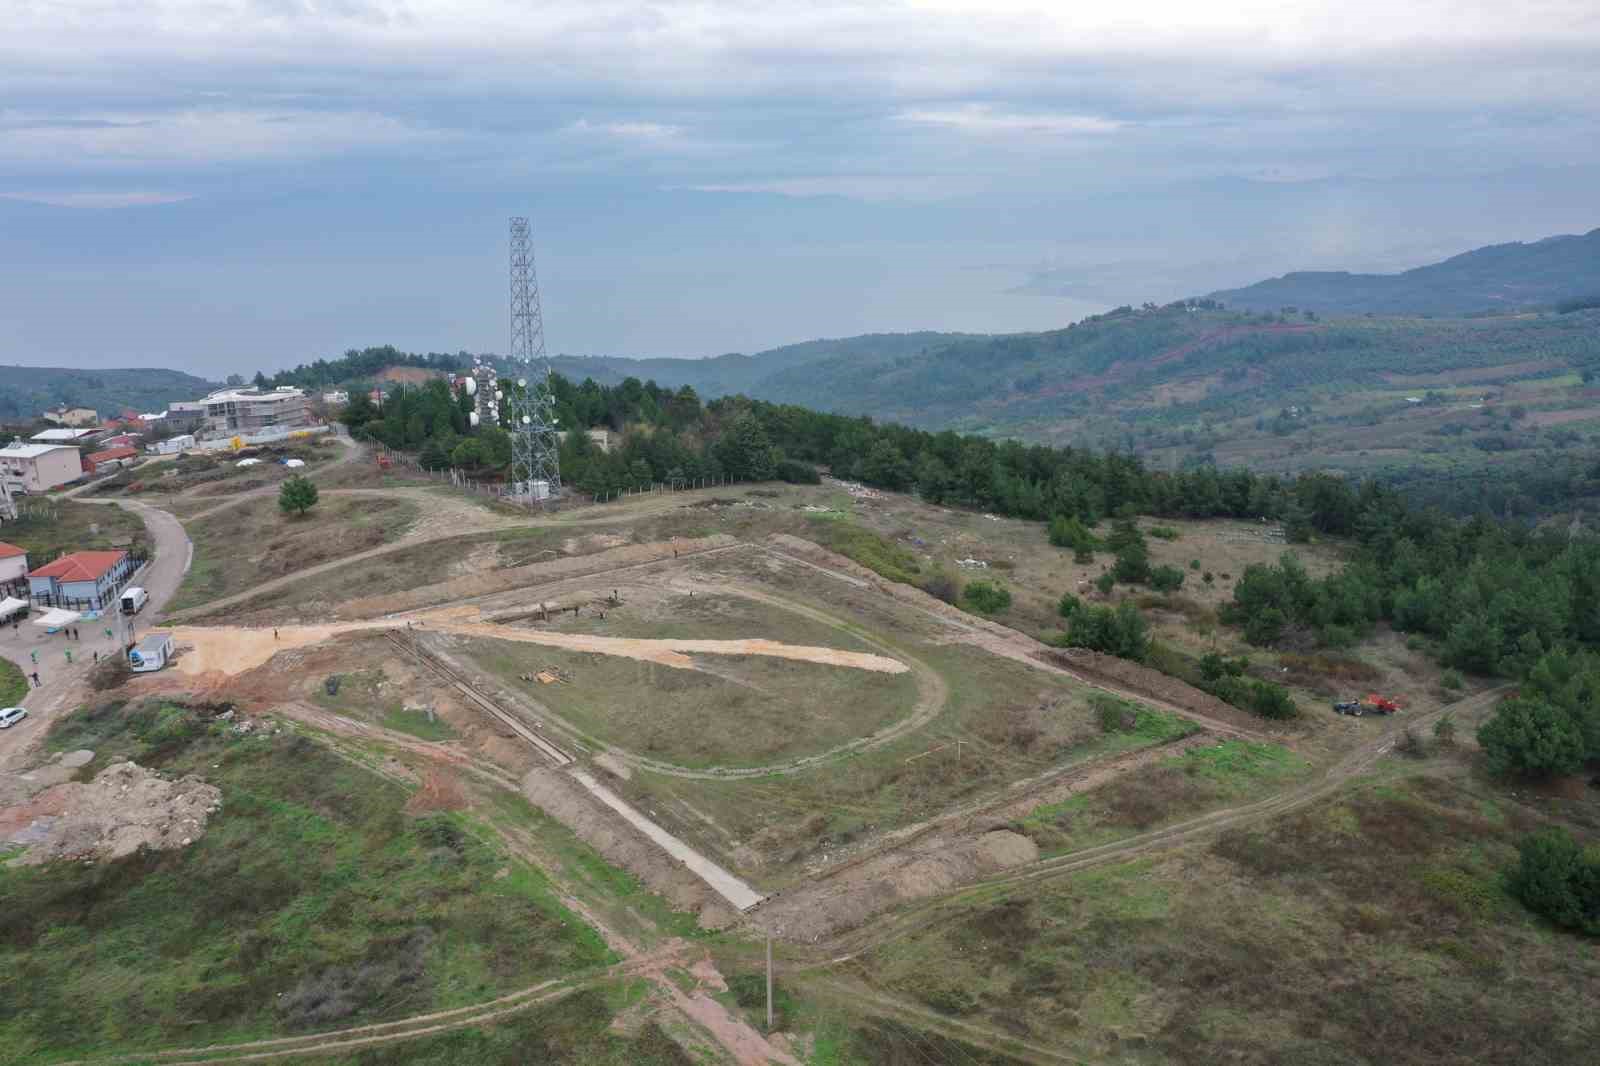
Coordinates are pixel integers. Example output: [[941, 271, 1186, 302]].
[[766, 934, 773, 1031]]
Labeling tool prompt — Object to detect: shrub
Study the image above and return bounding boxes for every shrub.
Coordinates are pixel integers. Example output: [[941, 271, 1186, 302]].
[[1149, 565, 1186, 593], [1189, 558, 1201, 570], [1395, 728, 1428, 759], [1440, 669, 1463, 691], [1094, 572, 1116, 596], [1148, 525, 1180, 540], [1506, 827, 1600, 935], [1478, 697, 1587, 778], [1056, 600, 1150, 662], [1433, 713, 1457, 747], [1202, 571, 1214, 585], [1048, 514, 1098, 553], [920, 568, 959, 605], [1057, 593, 1081, 619], [1094, 695, 1139, 733], [774, 458, 821, 484], [962, 580, 1012, 615]]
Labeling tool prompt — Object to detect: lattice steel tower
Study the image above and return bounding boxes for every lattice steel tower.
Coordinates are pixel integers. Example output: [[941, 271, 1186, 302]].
[[507, 216, 561, 501]]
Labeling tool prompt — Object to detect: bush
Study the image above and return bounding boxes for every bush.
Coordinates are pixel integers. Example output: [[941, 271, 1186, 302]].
[[961, 580, 1012, 615], [1202, 571, 1214, 585], [774, 458, 821, 484], [1433, 713, 1457, 747], [1396, 728, 1428, 759], [1094, 695, 1139, 733], [1094, 572, 1116, 596], [1478, 697, 1587, 778], [1506, 827, 1600, 935], [1057, 593, 1081, 619], [1440, 669, 1463, 691], [1149, 565, 1186, 593], [1148, 525, 1180, 541], [1189, 558, 1201, 570], [1056, 600, 1150, 662], [920, 568, 959, 605], [1048, 514, 1097, 553]]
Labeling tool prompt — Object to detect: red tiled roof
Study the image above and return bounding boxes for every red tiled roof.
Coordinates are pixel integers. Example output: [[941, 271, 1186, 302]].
[[29, 550, 127, 582], [0, 541, 25, 559], [88, 447, 138, 464]]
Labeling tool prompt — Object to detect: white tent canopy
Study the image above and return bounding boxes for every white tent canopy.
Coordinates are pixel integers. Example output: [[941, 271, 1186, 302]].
[[0, 596, 28, 620], [32, 607, 82, 629]]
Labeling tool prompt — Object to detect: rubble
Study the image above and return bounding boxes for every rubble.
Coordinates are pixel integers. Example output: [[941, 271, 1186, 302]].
[[4, 761, 222, 866]]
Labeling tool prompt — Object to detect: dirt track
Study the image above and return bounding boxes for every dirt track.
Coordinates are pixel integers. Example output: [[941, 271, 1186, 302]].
[[168, 616, 908, 678]]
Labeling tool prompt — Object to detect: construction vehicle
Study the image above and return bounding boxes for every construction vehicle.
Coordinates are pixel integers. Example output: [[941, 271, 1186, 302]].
[[1333, 693, 1401, 717]]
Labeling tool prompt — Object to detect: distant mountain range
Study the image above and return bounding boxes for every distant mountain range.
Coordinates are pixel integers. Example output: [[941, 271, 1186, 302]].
[[1207, 227, 1600, 315], [546, 332, 978, 396]]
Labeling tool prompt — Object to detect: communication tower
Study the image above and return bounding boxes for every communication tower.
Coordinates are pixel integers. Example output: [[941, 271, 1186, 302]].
[[507, 216, 561, 502]]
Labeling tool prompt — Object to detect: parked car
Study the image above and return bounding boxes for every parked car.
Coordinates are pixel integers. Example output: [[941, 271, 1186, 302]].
[[0, 706, 28, 729]]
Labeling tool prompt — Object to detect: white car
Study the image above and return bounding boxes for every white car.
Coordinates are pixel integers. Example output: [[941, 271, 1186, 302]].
[[0, 706, 27, 729]]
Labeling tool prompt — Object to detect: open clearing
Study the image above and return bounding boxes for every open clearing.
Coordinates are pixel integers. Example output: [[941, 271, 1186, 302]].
[[8, 477, 1596, 1064]]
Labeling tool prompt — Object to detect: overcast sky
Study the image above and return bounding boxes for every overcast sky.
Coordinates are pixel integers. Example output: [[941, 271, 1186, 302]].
[[2, 1, 1598, 375]]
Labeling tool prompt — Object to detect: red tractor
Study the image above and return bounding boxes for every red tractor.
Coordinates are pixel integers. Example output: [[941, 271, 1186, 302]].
[[1333, 693, 1401, 717]]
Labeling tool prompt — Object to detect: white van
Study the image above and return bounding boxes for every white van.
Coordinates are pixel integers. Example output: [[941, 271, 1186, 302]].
[[120, 587, 148, 615], [129, 633, 174, 672]]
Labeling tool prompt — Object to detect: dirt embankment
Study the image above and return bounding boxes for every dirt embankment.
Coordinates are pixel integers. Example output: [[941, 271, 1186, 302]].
[[522, 767, 742, 930], [4, 761, 221, 865]]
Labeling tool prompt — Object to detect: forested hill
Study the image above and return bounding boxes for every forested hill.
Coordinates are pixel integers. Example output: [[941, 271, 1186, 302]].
[[545, 331, 975, 395], [1207, 227, 1600, 315], [0, 366, 218, 421]]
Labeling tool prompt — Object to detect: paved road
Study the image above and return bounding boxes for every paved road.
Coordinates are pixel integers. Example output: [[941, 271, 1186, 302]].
[[0, 498, 192, 767]]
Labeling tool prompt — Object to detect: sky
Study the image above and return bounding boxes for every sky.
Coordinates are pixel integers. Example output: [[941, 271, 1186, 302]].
[[2, 0, 1598, 376]]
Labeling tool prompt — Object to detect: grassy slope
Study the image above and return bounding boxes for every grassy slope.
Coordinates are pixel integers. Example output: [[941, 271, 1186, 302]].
[[0, 658, 26, 705], [0, 701, 614, 1063], [0, 365, 217, 422], [169, 494, 418, 611], [846, 770, 1600, 1065], [0, 500, 146, 561]]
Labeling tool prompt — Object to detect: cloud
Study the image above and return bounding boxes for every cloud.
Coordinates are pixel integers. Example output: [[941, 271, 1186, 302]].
[[0, 190, 194, 209], [895, 105, 1121, 136], [567, 119, 686, 142]]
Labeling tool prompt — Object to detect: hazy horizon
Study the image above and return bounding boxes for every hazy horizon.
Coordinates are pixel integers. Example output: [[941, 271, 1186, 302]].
[[3, 1, 1598, 376]]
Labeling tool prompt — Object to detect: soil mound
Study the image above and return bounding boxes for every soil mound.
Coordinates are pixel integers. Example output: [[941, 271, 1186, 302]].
[[5, 761, 222, 866]]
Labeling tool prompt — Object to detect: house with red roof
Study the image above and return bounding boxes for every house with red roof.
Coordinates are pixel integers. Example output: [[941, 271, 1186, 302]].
[[28, 550, 135, 610], [85, 446, 139, 474], [0, 541, 27, 586]]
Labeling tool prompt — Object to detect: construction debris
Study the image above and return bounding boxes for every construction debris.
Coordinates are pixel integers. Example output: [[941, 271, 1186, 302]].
[[4, 761, 222, 866]]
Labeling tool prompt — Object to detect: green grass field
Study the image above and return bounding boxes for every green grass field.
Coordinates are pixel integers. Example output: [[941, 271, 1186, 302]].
[[0, 700, 613, 1063], [608, 642, 1198, 887], [466, 635, 920, 769], [848, 772, 1600, 1064], [1016, 738, 1310, 856]]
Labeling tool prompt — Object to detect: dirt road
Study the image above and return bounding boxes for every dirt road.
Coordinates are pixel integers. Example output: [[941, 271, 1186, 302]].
[[167, 617, 908, 677]]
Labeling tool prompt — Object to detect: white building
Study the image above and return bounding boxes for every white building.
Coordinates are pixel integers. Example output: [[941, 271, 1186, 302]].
[[31, 427, 102, 445], [0, 542, 27, 585], [200, 386, 309, 436], [40, 406, 99, 427], [321, 390, 350, 406], [0, 443, 82, 493]]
